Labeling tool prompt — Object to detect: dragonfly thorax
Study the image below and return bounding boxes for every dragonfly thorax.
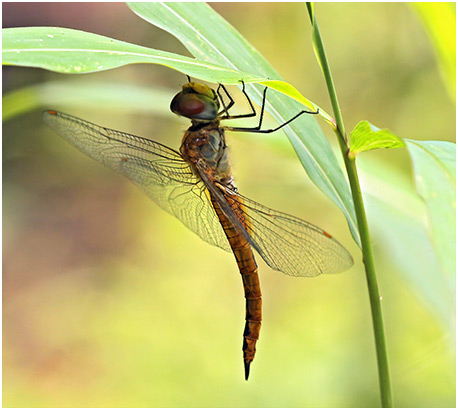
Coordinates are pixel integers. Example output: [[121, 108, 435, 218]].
[[170, 82, 220, 122], [180, 123, 233, 184]]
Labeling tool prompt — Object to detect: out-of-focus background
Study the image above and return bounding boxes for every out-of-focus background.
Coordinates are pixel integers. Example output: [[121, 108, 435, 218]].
[[3, 2, 455, 407]]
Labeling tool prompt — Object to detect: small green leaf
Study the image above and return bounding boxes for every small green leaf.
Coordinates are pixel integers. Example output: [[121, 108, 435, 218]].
[[405, 139, 456, 278], [349, 121, 405, 155]]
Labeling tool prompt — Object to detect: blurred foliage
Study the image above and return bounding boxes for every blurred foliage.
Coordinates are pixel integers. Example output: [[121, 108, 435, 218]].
[[2, 79, 173, 122], [3, 2, 455, 407], [405, 140, 456, 279], [411, 2, 456, 100]]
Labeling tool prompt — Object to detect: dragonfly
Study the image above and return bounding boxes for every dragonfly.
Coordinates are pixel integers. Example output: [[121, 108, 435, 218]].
[[43, 79, 353, 380]]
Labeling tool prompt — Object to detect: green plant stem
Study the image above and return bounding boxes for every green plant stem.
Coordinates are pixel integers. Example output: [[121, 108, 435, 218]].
[[306, 3, 393, 407]]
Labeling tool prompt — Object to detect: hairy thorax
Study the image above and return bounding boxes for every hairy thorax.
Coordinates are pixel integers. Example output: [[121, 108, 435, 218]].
[[180, 121, 235, 188]]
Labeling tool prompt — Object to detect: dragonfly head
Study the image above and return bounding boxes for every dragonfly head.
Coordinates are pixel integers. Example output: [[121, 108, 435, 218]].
[[170, 82, 220, 122]]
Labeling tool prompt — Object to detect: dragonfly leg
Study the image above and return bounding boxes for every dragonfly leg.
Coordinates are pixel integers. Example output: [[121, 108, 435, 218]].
[[224, 84, 319, 134], [218, 81, 257, 120], [217, 83, 235, 116]]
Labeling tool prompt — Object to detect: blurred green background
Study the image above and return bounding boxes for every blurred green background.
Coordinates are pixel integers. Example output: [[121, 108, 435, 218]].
[[3, 2, 455, 407]]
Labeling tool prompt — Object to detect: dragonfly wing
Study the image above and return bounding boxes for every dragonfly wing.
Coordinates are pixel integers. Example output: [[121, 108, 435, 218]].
[[43, 110, 231, 252], [213, 184, 354, 277]]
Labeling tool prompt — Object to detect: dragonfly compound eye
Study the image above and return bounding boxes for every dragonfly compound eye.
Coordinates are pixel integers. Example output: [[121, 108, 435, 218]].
[[170, 91, 219, 121]]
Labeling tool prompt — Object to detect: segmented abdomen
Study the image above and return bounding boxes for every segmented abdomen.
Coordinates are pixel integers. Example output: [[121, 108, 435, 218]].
[[210, 193, 262, 380]]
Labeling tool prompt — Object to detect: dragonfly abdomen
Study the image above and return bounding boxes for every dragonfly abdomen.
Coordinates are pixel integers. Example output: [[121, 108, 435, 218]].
[[241, 271, 262, 381], [210, 195, 262, 381]]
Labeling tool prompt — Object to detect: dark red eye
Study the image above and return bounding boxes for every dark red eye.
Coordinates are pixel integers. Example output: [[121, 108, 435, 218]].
[[172, 93, 205, 116], [170, 91, 219, 121]]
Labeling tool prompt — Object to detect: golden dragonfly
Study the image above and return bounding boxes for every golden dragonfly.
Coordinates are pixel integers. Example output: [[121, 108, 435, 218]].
[[43, 79, 353, 380]]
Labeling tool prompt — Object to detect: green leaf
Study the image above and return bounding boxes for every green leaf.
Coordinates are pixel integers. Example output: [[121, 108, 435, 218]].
[[405, 140, 456, 278], [2, 27, 329, 123], [349, 121, 405, 155], [2, 27, 262, 83], [361, 155, 454, 327], [127, 2, 360, 246]]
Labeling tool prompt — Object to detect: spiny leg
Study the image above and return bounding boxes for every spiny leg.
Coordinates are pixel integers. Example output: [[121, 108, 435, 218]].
[[217, 83, 236, 116], [218, 81, 257, 120], [224, 85, 319, 134]]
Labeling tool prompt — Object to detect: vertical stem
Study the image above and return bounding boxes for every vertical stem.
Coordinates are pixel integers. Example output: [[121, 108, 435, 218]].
[[306, 3, 393, 407], [344, 156, 392, 408]]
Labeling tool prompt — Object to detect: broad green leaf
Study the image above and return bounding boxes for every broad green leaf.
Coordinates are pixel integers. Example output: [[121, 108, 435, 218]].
[[405, 140, 456, 278], [127, 2, 360, 246], [360, 154, 455, 327], [2, 80, 174, 122], [2, 27, 262, 83], [349, 121, 405, 156], [2, 27, 330, 124], [411, 3, 456, 100]]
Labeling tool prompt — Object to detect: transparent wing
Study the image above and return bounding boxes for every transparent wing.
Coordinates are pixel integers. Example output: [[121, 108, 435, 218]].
[[214, 184, 354, 277], [43, 110, 353, 277], [43, 110, 231, 252]]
